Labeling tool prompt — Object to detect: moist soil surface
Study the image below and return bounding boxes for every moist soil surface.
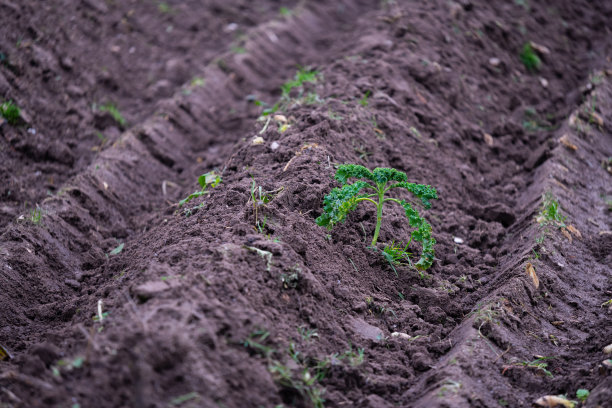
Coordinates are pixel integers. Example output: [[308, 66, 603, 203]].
[[1, 1, 611, 407]]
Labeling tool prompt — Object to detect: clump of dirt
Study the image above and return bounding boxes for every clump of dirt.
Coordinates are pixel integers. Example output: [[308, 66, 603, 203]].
[[1, 0, 611, 407]]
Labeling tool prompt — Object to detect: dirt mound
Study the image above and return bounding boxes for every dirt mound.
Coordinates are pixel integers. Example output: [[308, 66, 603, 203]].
[[1, 1, 611, 407]]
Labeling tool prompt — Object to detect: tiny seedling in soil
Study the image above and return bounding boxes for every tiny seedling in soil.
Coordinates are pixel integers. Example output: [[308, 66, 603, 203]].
[[243, 329, 275, 357], [179, 171, 221, 207], [316, 164, 437, 270], [298, 326, 319, 342], [359, 90, 371, 107], [0, 100, 20, 125], [108, 242, 124, 256], [537, 192, 566, 227], [169, 392, 200, 406], [575, 389, 589, 403], [249, 177, 283, 231], [511, 357, 554, 378], [520, 43, 541, 71], [98, 102, 127, 127], [281, 67, 319, 99]]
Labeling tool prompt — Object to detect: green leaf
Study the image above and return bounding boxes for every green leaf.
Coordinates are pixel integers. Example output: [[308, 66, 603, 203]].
[[391, 182, 438, 208], [198, 172, 221, 189], [371, 167, 407, 184], [316, 181, 370, 228], [335, 164, 375, 185], [178, 190, 206, 207], [576, 389, 589, 402], [109, 243, 124, 256], [400, 200, 435, 270]]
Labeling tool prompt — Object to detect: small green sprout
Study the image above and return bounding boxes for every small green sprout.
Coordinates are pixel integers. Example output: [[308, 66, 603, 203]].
[[169, 392, 200, 406], [279, 6, 292, 17], [515, 357, 554, 378], [243, 329, 274, 357], [359, 90, 371, 107], [298, 326, 319, 342], [520, 43, 541, 71], [98, 103, 127, 127], [281, 67, 319, 98], [0, 100, 20, 125], [108, 242, 124, 256], [179, 171, 221, 207], [575, 389, 589, 403], [316, 164, 438, 270], [537, 192, 566, 227]]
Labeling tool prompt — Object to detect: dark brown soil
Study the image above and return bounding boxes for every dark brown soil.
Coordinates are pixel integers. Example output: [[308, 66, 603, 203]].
[[1, 1, 611, 407]]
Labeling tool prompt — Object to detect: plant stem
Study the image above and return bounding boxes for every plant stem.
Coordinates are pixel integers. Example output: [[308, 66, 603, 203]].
[[371, 185, 385, 246]]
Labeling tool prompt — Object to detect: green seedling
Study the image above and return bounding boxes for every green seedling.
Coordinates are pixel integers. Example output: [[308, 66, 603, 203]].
[[514, 357, 554, 378], [52, 356, 85, 377], [520, 43, 541, 71], [179, 171, 221, 207], [575, 389, 589, 403], [98, 102, 127, 127], [108, 242, 124, 257], [0, 100, 20, 125], [279, 6, 292, 17], [337, 345, 365, 367], [243, 329, 274, 357], [169, 392, 200, 406], [281, 67, 319, 98], [298, 326, 319, 342], [359, 90, 371, 107], [537, 192, 566, 227], [316, 164, 437, 270], [269, 350, 329, 408], [249, 177, 283, 230]]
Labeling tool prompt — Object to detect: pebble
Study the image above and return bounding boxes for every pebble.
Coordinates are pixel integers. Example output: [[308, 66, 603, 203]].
[[539, 77, 548, 88], [489, 57, 500, 67], [350, 317, 384, 342], [270, 141, 279, 150], [453, 236, 464, 244], [132, 280, 170, 302], [64, 279, 81, 289], [391, 332, 412, 340]]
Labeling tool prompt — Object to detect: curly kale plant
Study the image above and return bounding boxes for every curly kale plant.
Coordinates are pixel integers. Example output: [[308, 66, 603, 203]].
[[316, 164, 438, 270]]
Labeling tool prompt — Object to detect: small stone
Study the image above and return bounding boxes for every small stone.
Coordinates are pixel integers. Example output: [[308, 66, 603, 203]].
[[132, 280, 171, 302], [453, 236, 464, 244], [66, 85, 85, 97], [483, 133, 494, 146], [529, 41, 551, 55], [539, 77, 548, 88], [64, 279, 81, 289], [350, 317, 384, 342], [225, 23, 238, 32], [391, 332, 412, 340], [489, 57, 500, 67], [273, 114, 287, 123], [252, 136, 264, 145], [270, 141, 280, 150], [604, 343, 612, 354], [59, 56, 74, 71]]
